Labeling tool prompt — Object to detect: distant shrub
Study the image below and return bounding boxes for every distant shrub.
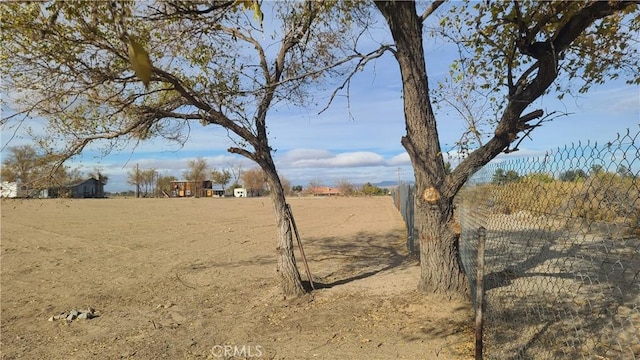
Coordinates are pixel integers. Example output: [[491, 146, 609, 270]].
[[491, 168, 520, 184], [559, 169, 587, 182], [521, 172, 555, 184], [361, 182, 388, 196], [460, 171, 639, 235], [569, 173, 639, 227]]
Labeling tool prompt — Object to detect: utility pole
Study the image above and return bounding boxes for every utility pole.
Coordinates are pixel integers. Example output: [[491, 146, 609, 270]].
[[136, 163, 140, 198]]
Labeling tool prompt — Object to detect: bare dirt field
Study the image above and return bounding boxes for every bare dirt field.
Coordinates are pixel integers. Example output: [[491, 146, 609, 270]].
[[1, 196, 473, 359]]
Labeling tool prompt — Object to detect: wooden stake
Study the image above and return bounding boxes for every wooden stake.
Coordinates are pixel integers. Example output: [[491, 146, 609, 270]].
[[286, 204, 315, 290]]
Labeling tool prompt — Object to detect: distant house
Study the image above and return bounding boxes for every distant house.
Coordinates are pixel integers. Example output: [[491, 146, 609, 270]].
[[234, 188, 247, 197], [62, 177, 105, 198], [308, 186, 341, 196], [1, 177, 105, 199], [170, 180, 214, 197], [1, 181, 19, 198], [212, 185, 225, 197]]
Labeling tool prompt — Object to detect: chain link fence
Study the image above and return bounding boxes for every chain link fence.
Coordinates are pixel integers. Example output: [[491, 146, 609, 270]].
[[459, 127, 640, 359], [391, 127, 640, 359], [391, 183, 417, 253]]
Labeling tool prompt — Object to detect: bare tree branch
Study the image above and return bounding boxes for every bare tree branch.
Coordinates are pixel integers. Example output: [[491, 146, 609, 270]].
[[318, 44, 394, 114], [420, 1, 446, 23], [228, 146, 256, 162], [506, 110, 568, 153], [444, 2, 637, 199]]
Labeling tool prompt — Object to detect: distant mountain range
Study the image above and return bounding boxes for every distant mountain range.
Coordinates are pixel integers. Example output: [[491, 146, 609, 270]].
[[369, 180, 415, 188]]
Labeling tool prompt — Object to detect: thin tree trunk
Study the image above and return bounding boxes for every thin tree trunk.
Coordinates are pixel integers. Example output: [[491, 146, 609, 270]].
[[261, 157, 306, 297]]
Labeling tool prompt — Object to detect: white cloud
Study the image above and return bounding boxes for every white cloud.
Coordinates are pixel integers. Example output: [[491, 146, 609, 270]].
[[386, 152, 411, 166], [279, 149, 384, 168], [612, 94, 640, 113], [590, 85, 640, 114], [279, 149, 333, 163]]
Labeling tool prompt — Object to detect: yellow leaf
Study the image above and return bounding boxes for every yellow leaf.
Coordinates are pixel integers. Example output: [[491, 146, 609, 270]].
[[252, 2, 263, 25], [127, 38, 152, 89], [233, 0, 252, 10], [232, 0, 262, 26]]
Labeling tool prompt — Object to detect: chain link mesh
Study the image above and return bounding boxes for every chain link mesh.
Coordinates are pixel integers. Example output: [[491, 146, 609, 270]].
[[391, 127, 640, 359], [459, 127, 640, 359], [391, 183, 417, 253]]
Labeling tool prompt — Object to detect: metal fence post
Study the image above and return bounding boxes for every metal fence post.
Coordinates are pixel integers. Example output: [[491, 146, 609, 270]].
[[476, 226, 486, 360]]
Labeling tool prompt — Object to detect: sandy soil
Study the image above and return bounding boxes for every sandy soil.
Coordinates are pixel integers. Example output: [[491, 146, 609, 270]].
[[1, 196, 473, 359]]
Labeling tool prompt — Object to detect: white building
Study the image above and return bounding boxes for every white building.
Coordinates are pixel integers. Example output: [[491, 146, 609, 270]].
[[233, 188, 247, 197], [0, 181, 18, 198]]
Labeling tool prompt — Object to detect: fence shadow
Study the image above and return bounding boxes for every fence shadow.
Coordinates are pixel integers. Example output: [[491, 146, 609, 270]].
[[461, 211, 640, 359], [392, 128, 640, 359], [480, 230, 581, 292]]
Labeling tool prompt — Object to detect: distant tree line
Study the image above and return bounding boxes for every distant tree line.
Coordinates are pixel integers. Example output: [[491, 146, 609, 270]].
[[125, 159, 294, 198], [1, 145, 107, 196], [467, 163, 639, 236], [299, 179, 390, 196], [491, 164, 636, 185]]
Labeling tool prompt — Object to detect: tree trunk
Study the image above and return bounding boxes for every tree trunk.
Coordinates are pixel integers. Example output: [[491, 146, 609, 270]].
[[416, 194, 469, 298], [376, 1, 470, 299], [260, 156, 306, 297]]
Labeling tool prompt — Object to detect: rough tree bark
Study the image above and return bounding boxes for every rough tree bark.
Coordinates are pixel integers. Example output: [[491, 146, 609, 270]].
[[262, 152, 306, 297], [374, 0, 635, 299], [375, 1, 469, 298]]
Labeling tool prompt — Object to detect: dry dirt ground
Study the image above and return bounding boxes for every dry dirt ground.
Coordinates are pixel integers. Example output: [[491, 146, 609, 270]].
[[1, 197, 473, 359]]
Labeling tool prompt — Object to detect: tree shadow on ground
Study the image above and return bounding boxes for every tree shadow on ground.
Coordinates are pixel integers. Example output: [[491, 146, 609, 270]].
[[300, 229, 416, 290], [461, 224, 640, 359], [481, 230, 581, 292]]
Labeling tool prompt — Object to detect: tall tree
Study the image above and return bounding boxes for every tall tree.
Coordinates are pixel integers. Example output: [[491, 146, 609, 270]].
[[1, 145, 40, 185], [211, 168, 232, 195], [142, 168, 158, 196], [156, 174, 177, 197], [127, 165, 144, 198], [242, 167, 267, 197], [184, 158, 208, 197], [369, 1, 639, 298], [1, 1, 356, 296], [228, 162, 244, 187], [0, 144, 76, 191]]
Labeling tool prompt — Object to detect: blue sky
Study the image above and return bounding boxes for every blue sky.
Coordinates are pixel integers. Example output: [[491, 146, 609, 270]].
[[1, 5, 639, 192]]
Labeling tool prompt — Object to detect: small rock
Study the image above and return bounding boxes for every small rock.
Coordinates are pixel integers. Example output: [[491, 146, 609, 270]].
[[50, 308, 98, 322]]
